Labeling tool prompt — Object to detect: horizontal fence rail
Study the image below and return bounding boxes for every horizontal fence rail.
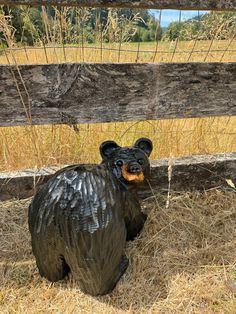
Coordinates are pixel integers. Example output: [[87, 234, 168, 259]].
[[1, 62, 236, 127], [0, 152, 235, 201], [0, 0, 236, 10]]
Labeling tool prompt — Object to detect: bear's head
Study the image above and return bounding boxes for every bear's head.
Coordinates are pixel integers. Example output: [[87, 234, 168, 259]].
[[100, 138, 153, 185]]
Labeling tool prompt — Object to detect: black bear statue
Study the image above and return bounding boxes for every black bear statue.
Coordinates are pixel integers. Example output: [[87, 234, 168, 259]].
[[28, 138, 153, 296]]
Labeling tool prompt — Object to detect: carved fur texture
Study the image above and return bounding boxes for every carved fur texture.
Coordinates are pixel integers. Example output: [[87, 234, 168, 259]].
[[28, 138, 153, 296]]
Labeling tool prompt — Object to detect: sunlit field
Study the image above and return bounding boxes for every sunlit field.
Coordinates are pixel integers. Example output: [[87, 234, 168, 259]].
[[0, 40, 235, 171], [0, 40, 235, 65]]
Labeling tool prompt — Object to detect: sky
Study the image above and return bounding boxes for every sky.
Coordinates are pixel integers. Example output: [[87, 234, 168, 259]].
[[150, 10, 209, 27]]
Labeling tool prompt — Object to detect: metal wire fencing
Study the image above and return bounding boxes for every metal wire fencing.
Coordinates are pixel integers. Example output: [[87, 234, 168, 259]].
[[0, 6, 236, 64]]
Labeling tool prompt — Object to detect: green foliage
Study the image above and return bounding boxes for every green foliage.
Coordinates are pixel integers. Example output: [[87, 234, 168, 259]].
[[199, 12, 236, 40], [0, 7, 235, 46], [1, 6, 43, 45], [0, 6, 161, 46], [164, 12, 236, 41], [164, 21, 185, 41]]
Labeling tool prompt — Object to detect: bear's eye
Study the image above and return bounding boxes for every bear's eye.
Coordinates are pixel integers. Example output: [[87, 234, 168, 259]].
[[138, 159, 144, 165], [116, 160, 123, 167]]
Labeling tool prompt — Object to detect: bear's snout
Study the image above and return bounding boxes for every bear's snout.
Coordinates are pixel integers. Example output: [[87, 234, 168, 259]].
[[127, 162, 142, 174], [121, 164, 144, 182]]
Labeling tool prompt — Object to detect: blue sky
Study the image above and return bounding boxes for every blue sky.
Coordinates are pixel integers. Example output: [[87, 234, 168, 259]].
[[150, 10, 209, 27]]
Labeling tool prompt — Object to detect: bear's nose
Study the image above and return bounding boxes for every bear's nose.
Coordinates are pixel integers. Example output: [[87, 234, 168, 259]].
[[128, 163, 142, 173]]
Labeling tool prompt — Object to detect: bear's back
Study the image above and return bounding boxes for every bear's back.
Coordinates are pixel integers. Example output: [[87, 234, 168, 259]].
[[29, 164, 124, 236]]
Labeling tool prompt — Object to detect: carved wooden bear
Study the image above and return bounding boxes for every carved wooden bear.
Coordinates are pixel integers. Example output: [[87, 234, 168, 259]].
[[28, 138, 153, 296]]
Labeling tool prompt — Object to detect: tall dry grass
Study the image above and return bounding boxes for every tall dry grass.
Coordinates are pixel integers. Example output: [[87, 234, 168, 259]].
[[0, 117, 235, 171]]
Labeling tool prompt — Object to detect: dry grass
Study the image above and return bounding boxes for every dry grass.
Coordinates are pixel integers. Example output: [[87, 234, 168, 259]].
[[0, 40, 236, 64], [1, 189, 236, 313]]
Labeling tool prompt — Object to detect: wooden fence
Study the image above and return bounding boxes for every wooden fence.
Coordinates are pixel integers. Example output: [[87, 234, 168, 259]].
[[1, 63, 236, 126], [1, 153, 236, 201], [0, 0, 236, 201], [1, 0, 236, 10]]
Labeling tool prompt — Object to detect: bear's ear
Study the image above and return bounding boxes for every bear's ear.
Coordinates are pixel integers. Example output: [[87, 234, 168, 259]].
[[134, 138, 153, 157], [100, 141, 120, 159]]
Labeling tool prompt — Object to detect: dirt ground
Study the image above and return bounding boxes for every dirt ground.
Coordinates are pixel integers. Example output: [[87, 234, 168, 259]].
[[1, 189, 236, 313]]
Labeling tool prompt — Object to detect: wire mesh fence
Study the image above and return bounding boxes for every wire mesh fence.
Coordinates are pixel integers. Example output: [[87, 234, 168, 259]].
[[0, 5, 236, 171], [0, 6, 236, 64]]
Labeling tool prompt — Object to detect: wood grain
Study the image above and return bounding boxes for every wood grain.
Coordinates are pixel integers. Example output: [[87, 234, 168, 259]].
[[1, 153, 235, 201], [0, 0, 236, 10], [0, 63, 236, 127]]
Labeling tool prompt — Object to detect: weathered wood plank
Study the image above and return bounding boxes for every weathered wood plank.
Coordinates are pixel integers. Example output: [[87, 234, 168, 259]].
[[0, 0, 236, 11], [1, 153, 235, 201], [0, 62, 236, 127], [141, 152, 236, 198], [0, 167, 58, 201]]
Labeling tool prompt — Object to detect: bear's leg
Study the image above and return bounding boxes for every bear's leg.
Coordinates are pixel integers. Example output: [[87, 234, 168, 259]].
[[35, 254, 70, 282], [102, 255, 129, 295], [69, 254, 129, 296], [67, 228, 128, 296], [125, 211, 147, 241], [124, 192, 148, 241]]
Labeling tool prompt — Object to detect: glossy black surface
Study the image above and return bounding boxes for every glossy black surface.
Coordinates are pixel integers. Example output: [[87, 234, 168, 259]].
[[28, 138, 153, 296]]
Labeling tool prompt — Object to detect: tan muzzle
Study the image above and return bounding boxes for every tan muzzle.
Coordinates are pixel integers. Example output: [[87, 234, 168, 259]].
[[121, 164, 145, 182]]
